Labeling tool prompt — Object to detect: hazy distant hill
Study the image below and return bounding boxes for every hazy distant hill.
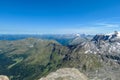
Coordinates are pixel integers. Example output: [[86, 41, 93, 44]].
[[0, 34, 93, 46]]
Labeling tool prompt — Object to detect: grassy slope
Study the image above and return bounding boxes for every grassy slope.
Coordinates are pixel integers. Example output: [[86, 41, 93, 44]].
[[0, 38, 69, 80]]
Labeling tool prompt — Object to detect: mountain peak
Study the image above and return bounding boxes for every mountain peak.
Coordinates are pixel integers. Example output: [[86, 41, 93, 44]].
[[75, 33, 81, 37], [92, 31, 120, 42]]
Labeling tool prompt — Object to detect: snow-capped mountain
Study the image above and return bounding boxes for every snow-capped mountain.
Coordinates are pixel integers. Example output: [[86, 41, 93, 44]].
[[107, 31, 120, 38], [78, 31, 120, 64], [92, 31, 120, 42]]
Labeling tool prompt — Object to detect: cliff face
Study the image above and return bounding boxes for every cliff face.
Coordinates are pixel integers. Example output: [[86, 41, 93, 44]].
[[39, 68, 88, 80], [61, 32, 120, 80]]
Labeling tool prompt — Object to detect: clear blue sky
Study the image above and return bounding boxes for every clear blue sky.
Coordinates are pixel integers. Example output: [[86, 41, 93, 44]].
[[0, 0, 120, 34]]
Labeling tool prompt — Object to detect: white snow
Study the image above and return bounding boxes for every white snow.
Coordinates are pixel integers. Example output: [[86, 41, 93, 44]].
[[75, 33, 80, 37], [117, 32, 120, 38], [106, 31, 120, 38]]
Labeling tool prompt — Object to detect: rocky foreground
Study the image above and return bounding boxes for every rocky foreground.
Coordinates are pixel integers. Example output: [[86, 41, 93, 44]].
[[0, 75, 9, 80], [39, 68, 88, 80]]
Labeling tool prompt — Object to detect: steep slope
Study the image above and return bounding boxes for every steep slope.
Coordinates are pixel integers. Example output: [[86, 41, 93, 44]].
[[61, 31, 120, 80], [39, 68, 88, 80], [0, 38, 69, 80], [69, 36, 87, 45], [65, 43, 120, 80], [68, 34, 93, 46]]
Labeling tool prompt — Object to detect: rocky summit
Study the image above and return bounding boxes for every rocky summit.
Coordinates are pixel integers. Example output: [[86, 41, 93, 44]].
[[39, 68, 88, 80]]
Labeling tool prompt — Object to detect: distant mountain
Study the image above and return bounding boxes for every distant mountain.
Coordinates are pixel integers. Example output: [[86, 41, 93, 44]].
[[0, 34, 73, 46], [68, 34, 94, 46], [92, 31, 120, 42], [0, 34, 94, 46], [86, 31, 120, 56]]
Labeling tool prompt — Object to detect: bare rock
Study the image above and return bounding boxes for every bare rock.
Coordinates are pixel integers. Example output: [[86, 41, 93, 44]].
[[39, 68, 88, 80], [0, 75, 9, 80]]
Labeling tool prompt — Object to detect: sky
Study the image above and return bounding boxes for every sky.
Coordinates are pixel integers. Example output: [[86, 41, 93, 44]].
[[0, 0, 120, 34]]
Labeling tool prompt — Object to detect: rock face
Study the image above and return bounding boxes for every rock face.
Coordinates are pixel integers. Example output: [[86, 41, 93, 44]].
[[74, 31, 120, 80], [83, 31, 120, 57], [62, 31, 120, 80], [0, 75, 9, 80], [39, 68, 88, 80], [92, 31, 120, 42]]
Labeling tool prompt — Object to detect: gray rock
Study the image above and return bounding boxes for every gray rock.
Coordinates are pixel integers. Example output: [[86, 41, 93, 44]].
[[0, 75, 9, 80], [39, 68, 88, 80]]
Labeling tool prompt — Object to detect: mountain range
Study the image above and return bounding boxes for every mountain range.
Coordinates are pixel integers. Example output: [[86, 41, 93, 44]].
[[0, 31, 120, 80]]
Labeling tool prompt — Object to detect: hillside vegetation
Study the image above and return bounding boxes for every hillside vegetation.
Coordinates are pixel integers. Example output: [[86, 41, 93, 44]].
[[0, 38, 69, 80]]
